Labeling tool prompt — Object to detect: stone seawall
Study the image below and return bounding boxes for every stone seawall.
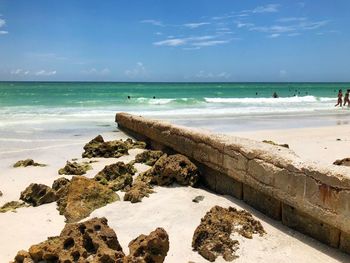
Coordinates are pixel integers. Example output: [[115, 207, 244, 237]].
[[115, 112, 350, 253]]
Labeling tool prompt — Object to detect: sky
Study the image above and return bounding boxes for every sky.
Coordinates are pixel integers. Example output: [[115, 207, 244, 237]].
[[0, 0, 349, 82]]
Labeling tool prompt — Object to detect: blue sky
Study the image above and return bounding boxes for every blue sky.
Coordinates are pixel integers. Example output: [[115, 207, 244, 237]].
[[0, 0, 349, 82]]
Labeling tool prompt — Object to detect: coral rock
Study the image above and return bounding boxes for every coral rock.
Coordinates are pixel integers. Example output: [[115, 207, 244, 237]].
[[58, 161, 92, 175], [95, 162, 136, 191], [13, 159, 46, 168], [333, 158, 350, 167], [146, 154, 199, 186], [82, 135, 129, 158], [20, 183, 57, 207], [192, 206, 265, 262], [12, 217, 125, 263], [57, 176, 119, 223], [124, 181, 154, 203], [124, 138, 147, 149], [135, 150, 164, 166], [52, 177, 70, 198], [0, 201, 28, 213], [124, 228, 169, 263]]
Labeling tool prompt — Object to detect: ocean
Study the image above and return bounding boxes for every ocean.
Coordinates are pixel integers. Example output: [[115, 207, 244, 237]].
[[0, 82, 349, 145]]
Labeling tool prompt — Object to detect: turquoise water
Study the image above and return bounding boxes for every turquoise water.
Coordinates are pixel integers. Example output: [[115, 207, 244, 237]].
[[0, 82, 349, 134], [0, 82, 345, 107]]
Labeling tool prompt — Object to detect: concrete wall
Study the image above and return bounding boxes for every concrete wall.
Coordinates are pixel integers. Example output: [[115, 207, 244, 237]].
[[115, 112, 350, 253]]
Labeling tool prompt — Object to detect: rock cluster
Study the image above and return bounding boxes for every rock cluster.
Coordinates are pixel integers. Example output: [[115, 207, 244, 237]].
[[82, 135, 129, 158], [124, 154, 199, 203], [57, 176, 119, 223], [192, 206, 265, 262], [333, 158, 350, 167], [20, 183, 57, 207], [58, 161, 92, 175], [12, 217, 169, 263], [12, 217, 125, 263], [124, 227, 169, 263], [135, 150, 164, 166], [262, 140, 289, 149], [94, 162, 136, 191], [13, 159, 46, 168], [0, 201, 27, 213]]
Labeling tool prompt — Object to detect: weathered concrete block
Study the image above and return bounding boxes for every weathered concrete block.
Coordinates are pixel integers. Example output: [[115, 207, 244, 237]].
[[282, 203, 340, 248], [216, 172, 243, 199], [243, 184, 281, 220], [340, 232, 350, 254]]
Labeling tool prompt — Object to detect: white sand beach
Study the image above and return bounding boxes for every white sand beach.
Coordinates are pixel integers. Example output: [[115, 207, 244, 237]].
[[0, 125, 349, 262]]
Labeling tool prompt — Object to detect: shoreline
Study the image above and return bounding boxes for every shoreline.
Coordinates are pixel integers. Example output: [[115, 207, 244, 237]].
[[0, 116, 349, 262]]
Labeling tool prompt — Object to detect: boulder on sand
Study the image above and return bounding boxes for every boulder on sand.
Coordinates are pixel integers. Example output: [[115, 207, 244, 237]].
[[144, 154, 199, 186], [135, 150, 164, 166], [58, 161, 92, 175], [0, 201, 28, 213], [20, 183, 57, 207], [123, 181, 154, 203], [13, 159, 46, 168], [192, 206, 265, 262], [82, 135, 129, 158], [124, 228, 169, 263], [94, 162, 136, 191], [12, 217, 125, 263], [333, 157, 350, 167], [57, 176, 119, 223], [262, 140, 289, 149], [124, 138, 147, 149]]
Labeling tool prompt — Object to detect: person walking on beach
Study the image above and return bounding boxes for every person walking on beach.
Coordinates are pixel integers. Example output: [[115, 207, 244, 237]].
[[344, 89, 350, 107], [335, 89, 343, 107]]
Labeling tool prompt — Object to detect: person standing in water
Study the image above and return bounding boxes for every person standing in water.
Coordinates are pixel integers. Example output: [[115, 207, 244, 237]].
[[344, 89, 350, 106], [335, 89, 343, 107]]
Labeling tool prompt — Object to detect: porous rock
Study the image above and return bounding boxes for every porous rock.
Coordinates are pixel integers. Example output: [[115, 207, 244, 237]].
[[124, 227, 169, 263], [145, 154, 199, 186], [20, 183, 57, 207], [57, 176, 119, 223], [262, 140, 289, 149], [95, 162, 136, 191], [135, 150, 164, 166], [82, 135, 129, 158], [13, 159, 46, 168], [12, 217, 125, 263], [0, 201, 28, 213], [58, 161, 92, 175], [52, 177, 70, 198], [123, 181, 154, 203], [124, 138, 147, 149], [192, 206, 265, 262], [333, 158, 350, 167]]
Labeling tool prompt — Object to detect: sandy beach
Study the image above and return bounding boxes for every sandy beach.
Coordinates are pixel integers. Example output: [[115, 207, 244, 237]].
[[1, 123, 349, 262]]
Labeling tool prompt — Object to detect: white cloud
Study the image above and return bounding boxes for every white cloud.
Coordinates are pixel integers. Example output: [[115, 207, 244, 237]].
[[279, 69, 287, 77], [268, 33, 280, 38], [195, 70, 231, 79], [0, 18, 5, 28], [125, 62, 146, 78], [140, 19, 164, 26], [154, 38, 186, 47], [154, 35, 227, 48], [288, 32, 301, 37], [35, 70, 57, 76], [183, 22, 210, 29], [278, 17, 307, 23], [253, 4, 279, 13], [0, 30, 8, 34], [82, 68, 110, 75], [155, 32, 162, 35], [192, 40, 230, 47], [251, 25, 295, 33], [236, 22, 254, 29]]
